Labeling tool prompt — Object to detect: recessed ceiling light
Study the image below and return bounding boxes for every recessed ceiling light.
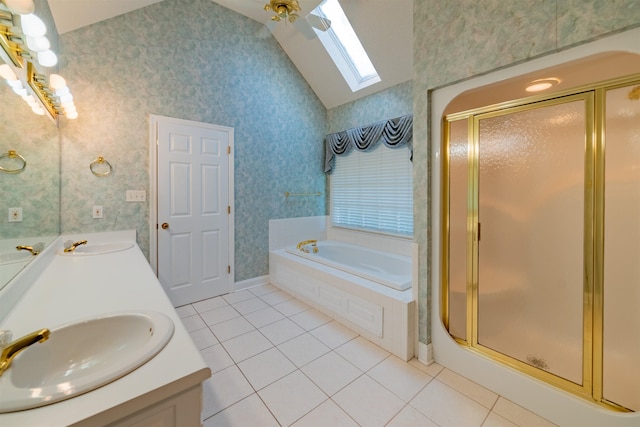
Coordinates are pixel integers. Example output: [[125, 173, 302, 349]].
[[526, 78, 560, 92]]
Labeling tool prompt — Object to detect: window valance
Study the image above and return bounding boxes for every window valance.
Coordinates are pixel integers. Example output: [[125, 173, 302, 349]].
[[324, 114, 413, 173]]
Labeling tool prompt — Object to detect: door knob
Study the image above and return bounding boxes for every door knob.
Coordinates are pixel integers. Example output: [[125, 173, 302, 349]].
[[161, 223, 169, 230]]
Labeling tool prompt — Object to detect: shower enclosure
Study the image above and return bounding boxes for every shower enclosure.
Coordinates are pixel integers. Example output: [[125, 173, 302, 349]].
[[442, 74, 640, 411]]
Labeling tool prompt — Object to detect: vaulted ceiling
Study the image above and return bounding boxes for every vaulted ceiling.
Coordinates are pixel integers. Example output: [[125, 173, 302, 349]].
[[47, 0, 413, 109]]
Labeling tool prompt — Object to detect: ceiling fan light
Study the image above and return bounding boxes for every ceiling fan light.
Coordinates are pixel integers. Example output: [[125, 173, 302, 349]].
[[49, 73, 66, 90], [2, 0, 35, 15], [20, 13, 47, 37], [7, 79, 23, 89]]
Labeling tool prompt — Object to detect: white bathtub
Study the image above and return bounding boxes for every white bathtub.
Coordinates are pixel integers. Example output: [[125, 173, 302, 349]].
[[285, 240, 411, 291]]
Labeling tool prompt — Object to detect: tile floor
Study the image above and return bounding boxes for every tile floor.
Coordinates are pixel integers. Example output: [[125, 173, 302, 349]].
[[176, 284, 557, 427]]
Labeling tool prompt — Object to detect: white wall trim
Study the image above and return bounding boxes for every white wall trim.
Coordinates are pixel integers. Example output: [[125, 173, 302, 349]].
[[234, 275, 270, 292]]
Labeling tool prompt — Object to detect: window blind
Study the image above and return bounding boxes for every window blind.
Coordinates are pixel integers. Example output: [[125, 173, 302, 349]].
[[330, 143, 413, 236]]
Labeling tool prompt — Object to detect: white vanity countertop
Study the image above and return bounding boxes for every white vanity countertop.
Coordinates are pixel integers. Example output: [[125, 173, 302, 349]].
[[0, 230, 211, 426]]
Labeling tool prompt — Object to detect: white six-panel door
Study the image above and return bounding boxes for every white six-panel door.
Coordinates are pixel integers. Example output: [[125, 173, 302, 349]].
[[153, 115, 233, 307]]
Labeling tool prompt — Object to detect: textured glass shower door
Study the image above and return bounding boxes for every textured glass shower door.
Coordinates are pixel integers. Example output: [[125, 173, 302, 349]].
[[475, 96, 591, 386]]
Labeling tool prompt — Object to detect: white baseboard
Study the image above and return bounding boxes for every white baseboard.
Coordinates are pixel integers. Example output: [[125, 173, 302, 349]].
[[418, 342, 434, 366], [233, 275, 269, 292]]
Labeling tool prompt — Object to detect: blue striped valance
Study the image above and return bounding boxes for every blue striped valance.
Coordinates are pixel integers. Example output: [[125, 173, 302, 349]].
[[324, 114, 413, 173]]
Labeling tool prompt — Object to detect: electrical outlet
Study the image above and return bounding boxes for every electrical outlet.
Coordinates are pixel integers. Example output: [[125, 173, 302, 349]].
[[8, 207, 22, 222], [126, 190, 146, 202], [93, 206, 103, 219]]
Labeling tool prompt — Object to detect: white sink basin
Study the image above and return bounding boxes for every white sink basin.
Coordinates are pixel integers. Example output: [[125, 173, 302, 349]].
[[58, 242, 134, 256], [0, 311, 174, 413]]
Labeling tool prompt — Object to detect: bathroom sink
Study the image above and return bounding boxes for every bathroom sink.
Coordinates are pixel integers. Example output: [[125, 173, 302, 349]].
[[58, 241, 134, 256], [0, 311, 174, 412]]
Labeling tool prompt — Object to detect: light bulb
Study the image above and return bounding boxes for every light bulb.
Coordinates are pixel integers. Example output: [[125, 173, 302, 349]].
[[49, 73, 66, 90], [20, 14, 47, 38], [55, 85, 70, 97], [37, 49, 57, 67], [66, 110, 78, 119], [21, 93, 35, 103], [12, 86, 27, 96], [0, 64, 17, 80], [7, 79, 23, 89], [3, 0, 35, 14], [31, 105, 45, 115], [26, 35, 50, 52], [59, 92, 73, 103]]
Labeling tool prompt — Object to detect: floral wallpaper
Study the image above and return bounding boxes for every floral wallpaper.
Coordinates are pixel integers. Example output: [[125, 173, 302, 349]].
[[413, 0, 640, 345], [58, 0, 327, 281]]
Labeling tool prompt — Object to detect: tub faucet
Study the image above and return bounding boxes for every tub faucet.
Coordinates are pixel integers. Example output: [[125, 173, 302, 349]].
[[296, 240, 318, 253], [16, 242, 44, 255], [0, 328, 50, 377], [64, 239, 88, 253]]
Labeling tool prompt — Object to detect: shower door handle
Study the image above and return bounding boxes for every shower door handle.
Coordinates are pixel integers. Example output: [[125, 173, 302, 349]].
[[161, 223, 169, 230]]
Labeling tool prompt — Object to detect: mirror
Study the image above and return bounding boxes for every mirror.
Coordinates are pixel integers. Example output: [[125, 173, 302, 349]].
[[0, 82, 60, 291], [0, 0, 60, 291]]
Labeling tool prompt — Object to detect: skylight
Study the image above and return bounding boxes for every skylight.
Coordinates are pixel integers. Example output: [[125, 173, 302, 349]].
[[311, 0, 380, 92]]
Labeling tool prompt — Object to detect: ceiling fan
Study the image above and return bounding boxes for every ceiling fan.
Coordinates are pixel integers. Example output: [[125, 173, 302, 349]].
[[262, 0, 331, 39]]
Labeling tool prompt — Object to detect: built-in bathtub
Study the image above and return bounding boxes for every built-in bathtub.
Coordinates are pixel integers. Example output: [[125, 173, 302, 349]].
[[268, 218, 416, 360], [285, 240, 411, 291]]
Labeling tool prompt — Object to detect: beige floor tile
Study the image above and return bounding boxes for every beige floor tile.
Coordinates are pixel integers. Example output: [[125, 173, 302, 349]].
[[492, 398, 558, 427], [310, 321, 358, 349], [260, 290, 295, 306], [208, 315, 254, 342], [189, 327, 218, 350], [200, 343, 234, 374], [334, 336, 390, 372], [203, 394, 279, 427], [386, 405, 439, 427], [368, 355, 433, 402], [175, 304, 196, 318], [231, 296, 270, 315], [238, 347, 297, 390], [273, 298, 311, 316], [333, 375, 406, 427], [201, 366, 254, 419], [483, 411, 518, 427], [243, 306, 285, 328], [437, 368, 499, 409], [258, 371, 328, 426], [292, 399, 358, 427], [289, 308, 332, 331], [260, 317, 306, 345], [410, 379, 489, 427], [181, 313, 206, 332], [199, 305, 241, 326], [221, 329, 273, 363], [193, 296, 228, 313], [222, 290, 255, 304], [248, 283, 280, 297], [277, 332, 330, 367], [301, 351, 362, 396]]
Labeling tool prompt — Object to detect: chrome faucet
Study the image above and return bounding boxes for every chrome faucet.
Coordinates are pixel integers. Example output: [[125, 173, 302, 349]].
[[296, 240, 318, 253], [16, 242, 44, 255], [64, 240, 88, 253], [0, 328, 50, 377]]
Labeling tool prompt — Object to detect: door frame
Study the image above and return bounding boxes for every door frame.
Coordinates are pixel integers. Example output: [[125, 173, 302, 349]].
[[148, 114, 235, 289]]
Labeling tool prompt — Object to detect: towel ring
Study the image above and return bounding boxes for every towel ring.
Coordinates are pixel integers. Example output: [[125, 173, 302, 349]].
[[90, 156, 113, 177], [0, 150, 27, 174]]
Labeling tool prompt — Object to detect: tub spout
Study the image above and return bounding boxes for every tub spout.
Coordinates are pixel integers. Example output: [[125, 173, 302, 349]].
[[296, 240, 318, 253], [16, 242, 44, 255], [0, 328, 50, 377]]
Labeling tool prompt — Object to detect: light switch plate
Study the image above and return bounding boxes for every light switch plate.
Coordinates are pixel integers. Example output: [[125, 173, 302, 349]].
[[126, 190, 146, 202]]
